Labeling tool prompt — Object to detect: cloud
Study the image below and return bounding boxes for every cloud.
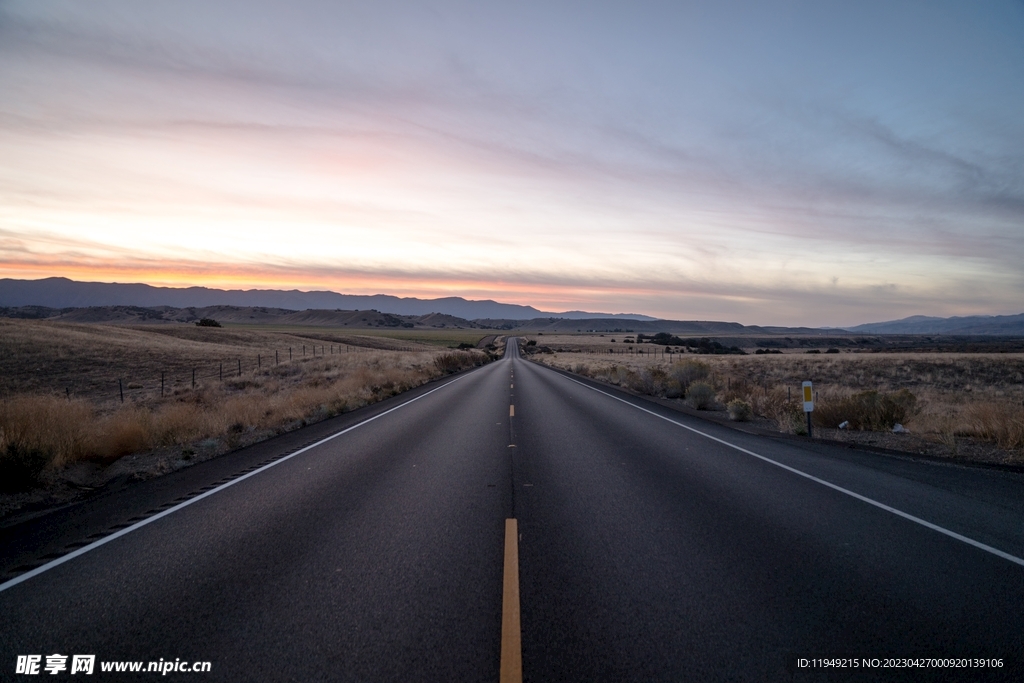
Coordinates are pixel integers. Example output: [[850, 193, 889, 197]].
[[1, 1, 1022, 326]]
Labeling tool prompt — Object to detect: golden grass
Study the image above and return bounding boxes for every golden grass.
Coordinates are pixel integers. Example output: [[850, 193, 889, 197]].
[[0, 318, 442, 402], [529, 348, 1024, 450], [0, 319, 495, 490], [219, 323, 491, 348]]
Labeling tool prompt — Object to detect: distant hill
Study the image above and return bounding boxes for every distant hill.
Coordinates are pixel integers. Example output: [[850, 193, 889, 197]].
[[486, 318, 846, 335], [846, 314, 1024, 336], [0, 278, 656, 321], [0, 304, 834, 337], [479, 317, 763, 334], [0, 305, 485, 329]]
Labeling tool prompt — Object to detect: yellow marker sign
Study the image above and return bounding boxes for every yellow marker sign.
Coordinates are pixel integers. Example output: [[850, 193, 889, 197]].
[[802, 381, 814, 412]]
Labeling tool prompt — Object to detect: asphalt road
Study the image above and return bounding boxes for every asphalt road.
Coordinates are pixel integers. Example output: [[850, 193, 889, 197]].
[[2, 339, 1023, 681]]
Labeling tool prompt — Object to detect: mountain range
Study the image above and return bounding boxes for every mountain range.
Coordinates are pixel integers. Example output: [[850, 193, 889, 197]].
[[0, 278, 655, 322], [1, 278, 1022, 335], [843, 314, 1024, 336]]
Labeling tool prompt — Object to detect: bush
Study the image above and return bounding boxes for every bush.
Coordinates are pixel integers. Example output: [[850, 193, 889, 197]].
[[685, 382, 717, 410], [434, 351, 482, 374], [727, 399, 752, 421], [195, 318, 221, 327], [668, 360, 710, 393], [572, 363, 591, 377], [628, 366, 666, 395], [774, 401, 806, 434], [813, 389, 919, 431]]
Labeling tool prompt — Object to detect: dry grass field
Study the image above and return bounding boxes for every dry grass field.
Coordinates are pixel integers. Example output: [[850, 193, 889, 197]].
[[0, 319, 500, 498], [524, 334, 1024, 463]]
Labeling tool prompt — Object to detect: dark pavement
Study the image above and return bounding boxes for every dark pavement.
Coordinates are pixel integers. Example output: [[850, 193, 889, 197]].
[[2, 340, 1022, 681]]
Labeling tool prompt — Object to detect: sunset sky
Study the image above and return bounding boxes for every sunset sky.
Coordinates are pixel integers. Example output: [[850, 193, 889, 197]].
[[1, 1, 1022, 326]]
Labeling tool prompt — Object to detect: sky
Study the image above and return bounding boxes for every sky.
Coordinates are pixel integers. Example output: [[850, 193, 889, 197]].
[[1, 0, 1022, 326]]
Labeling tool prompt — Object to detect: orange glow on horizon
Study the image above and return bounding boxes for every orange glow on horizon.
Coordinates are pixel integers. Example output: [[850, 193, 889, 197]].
[[0, 259, 665, 314]]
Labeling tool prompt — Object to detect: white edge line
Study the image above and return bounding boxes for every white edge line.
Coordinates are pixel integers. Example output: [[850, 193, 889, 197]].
[[0, 372, 471, 594], [555, 372, 1024, 569]]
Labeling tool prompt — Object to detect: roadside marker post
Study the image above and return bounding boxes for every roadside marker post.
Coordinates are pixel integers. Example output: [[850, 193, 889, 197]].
[[802, 381, 814, 438]]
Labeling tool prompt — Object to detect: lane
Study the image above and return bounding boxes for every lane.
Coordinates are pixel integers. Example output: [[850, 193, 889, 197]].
[[3, 338, 1022, 681], [1, 356, 516, 681], [555, 371, 1024, 563], [509, 344, 1024, 681]]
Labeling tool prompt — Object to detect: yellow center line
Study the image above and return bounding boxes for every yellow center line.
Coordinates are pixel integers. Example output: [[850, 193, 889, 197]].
[[500, 518, 522, 683], [510, 405, 515, 417]]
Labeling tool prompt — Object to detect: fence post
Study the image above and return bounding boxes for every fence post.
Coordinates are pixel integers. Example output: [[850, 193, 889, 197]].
[[220, 363, 222, 381], [238, 359, 241, 376], [119, 379, 124, 403], [192, 368, 196, 389], [66, 387, 70, 400], [276, 350, 279, 365], [258, 354, 261, 369], [289, 347, 292, 360], [161, 371, 165, 396]]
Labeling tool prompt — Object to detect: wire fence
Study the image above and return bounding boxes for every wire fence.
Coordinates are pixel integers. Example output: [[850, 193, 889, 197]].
[[62, 342, 375, 406]]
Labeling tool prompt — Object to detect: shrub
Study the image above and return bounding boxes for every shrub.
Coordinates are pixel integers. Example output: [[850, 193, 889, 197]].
[[813, 389, 919, 431], [774, 401, 806, 434], [434, 351, 481, 374], [685, 382, 716, 410], [572, 363, 591, 377], [727, 399, 752, 421], [668, 360, 710, 393], [195, 318, 221, 327], [628, 366, 666, 395]]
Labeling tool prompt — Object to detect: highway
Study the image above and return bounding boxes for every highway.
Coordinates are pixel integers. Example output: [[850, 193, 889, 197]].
[[2, 339, 1023, 681]]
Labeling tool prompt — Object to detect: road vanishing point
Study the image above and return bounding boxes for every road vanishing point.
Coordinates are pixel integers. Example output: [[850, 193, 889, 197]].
[[2, 340, 1023, 681]]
